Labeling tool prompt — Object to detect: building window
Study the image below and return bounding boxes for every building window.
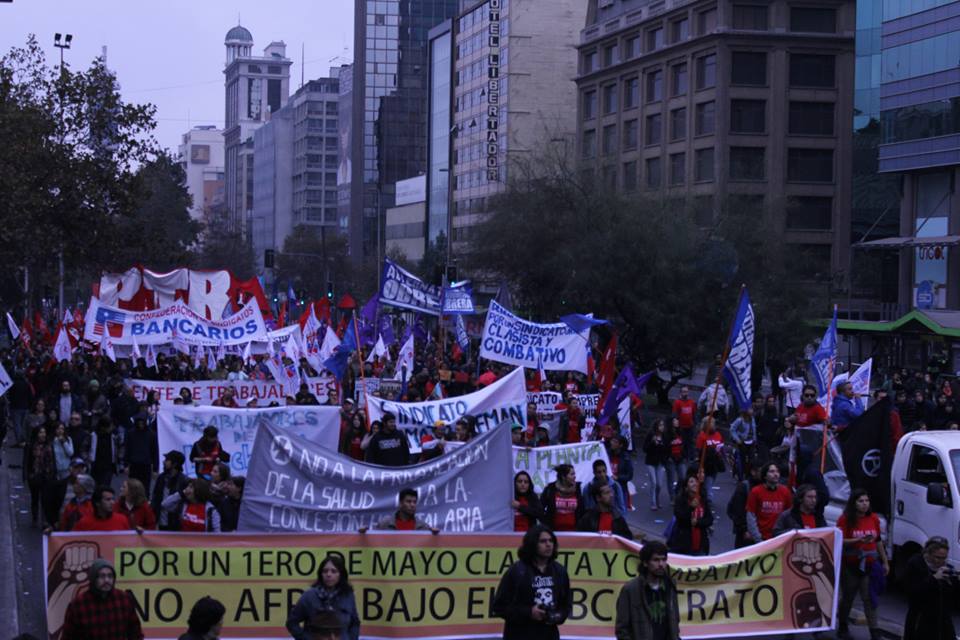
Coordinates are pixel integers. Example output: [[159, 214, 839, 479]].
[[730, 146, 766, 180], [623, 160, 638, 191], [789, 102, 835, 135], [582, 129, 597, 157], [694, 147, 715, 182], [787, 148, 833, 182], [672, 63, 688, 96], [670, 107, 687, 140], [671, 17, 690, 42], [583, 50, 598, 74], [583, 90, 597, 119], [790, 54, 835, 88], [669, 153, 686, 185], [730, 99, 766, 133], [696, 53, 716, 89], [646, 69, 663, 102], [602, 165, 618, 189], [646, 26, 664, 52], [603, 124, 618, 154], [626, 36, 641, 59], [732, 5, 768, 30], [731, 52, 767, 86], [604, 44, 619, 67], [787, 196, 833, 229], [624, 119, 639, 149], [624, 77, 639, 109], [795, 244, 832, 280], [791, 7, 836, 33], [646, 157, 662, 188], [695, 101, 716, 135], [645, 113, 662, 145], [698, 8, 718, 34], [603, 84, 618, 114]]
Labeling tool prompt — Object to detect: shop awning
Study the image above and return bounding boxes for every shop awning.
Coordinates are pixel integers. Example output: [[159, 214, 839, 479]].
[[836, 309, 960, 338], [853, 235, 960, 249]]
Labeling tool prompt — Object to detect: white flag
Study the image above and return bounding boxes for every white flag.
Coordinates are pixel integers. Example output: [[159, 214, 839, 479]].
[[145, 342, 157, 369], [53, 326, 72, 362], [0, 362, 12, 397], [101, 335, 116, 362], [172, 334, 190, 355], [366, 334, 389, 363], [242, 341, 253, 364], [393, 333, 414, 381], [130, 336, 142, 361], [216, 343, 227, 364], [6, 313, 19, 340], [319, 326, 341, 362], [283, 333, 301, 363], [206, 347, 217, 371], [192, 345, 203, 369], [63, 310, 73, 325]]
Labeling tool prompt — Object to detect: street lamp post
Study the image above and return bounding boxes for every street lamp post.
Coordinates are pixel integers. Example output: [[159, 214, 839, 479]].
[[53, 32, 72, 319]]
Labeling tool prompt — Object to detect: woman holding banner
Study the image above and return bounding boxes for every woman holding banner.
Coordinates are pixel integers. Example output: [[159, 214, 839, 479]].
[[287, 554, 360, 640], [512, 471, 545, 532]]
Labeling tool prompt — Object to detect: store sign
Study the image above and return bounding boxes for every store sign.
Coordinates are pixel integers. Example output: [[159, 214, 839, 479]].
[[486, 0, 501, 181]]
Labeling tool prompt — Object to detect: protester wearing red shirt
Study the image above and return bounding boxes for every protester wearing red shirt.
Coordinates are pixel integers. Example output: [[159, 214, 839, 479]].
[[512, 471, 545, 532], [790, 385, 828, 427], [836, 490, 889, 640], [672, 386, 697, 460], [695, 418, 724, 491], [540, 464, 584, 532], [365, 488, 439, 533], [73, 486, 135, 532], [745, 463, 792, 541], [563, 398, 585, 444]]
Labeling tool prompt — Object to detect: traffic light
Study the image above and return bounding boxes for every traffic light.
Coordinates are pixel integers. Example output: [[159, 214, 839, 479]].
[[264, 249, 275, 269], [445, 264, 458, 283], [326, 281, 334, 300]]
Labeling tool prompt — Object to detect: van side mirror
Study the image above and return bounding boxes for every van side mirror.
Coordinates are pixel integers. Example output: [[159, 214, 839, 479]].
[[927, 482, 949, 506]]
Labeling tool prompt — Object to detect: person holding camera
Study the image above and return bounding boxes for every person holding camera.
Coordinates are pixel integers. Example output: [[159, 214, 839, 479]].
[[492, 525, 572, 640], [903, 536, 959, 640], [615, 540, 680, 640]]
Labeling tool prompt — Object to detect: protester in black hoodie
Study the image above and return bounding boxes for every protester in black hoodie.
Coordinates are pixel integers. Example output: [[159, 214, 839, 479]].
[[151, 450, 188, 531], [577, 482, 633, 539]]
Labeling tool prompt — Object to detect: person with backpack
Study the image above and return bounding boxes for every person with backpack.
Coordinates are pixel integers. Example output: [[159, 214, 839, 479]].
[[161, 477, 221, 532]]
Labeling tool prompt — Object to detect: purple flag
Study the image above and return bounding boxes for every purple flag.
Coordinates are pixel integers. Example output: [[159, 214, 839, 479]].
[[358, 296, 378, 347], [378, 314, 396, 345], [412, 313, 428, 342], [597, 366, 653, 426]]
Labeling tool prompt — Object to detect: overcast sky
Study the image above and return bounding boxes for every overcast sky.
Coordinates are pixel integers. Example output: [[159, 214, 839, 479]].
[[0, 0, 354, 153]]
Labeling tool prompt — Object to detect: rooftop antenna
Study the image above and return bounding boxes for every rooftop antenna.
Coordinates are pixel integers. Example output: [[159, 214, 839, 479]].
[[301, 42, 305, 88]]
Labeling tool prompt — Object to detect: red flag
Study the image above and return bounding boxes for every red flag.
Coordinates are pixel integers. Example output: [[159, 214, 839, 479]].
[[595, 333, 618, 413], [21, 316, 34, 344], [34, 311, 53, 345], [451, 341, 463, 363], [314, 298, 332, 324], [278, 301, 287, 328], [335, 314, 349, 339]]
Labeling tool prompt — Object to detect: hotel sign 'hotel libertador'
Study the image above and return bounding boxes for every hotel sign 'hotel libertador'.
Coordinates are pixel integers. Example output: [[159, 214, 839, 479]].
[[487, 0, 501, 181]]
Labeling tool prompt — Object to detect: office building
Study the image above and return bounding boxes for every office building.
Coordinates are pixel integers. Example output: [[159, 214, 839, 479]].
[[386, 175, 428, 261], [873, 0, 960, 311], [348, 0, 461, 260], [223, 25, 292, 237], [337, 63, 354, 234], [177, 125, 225, 223], [576, 0, 855, 282]]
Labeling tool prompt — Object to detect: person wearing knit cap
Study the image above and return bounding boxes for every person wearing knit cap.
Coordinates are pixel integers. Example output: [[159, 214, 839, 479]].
[[62, 558, 143, 640]]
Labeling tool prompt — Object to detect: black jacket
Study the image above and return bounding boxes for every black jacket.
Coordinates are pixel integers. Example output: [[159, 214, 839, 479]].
[[286, 585, 360, 640], [493, 559, 572, 640], [364, 429, 411, 466], [577, 508, 634, 540], [668, 490, 713, 555], [539, 482, 584, 531], [150, 470, 188, 530], [727, 478, 760, 536], [772, 507, 827, 537], [124, 427, 157, 468], [642, 431, 670, 466], [903, 553, 959, 640], [515, 492, 545, 530]]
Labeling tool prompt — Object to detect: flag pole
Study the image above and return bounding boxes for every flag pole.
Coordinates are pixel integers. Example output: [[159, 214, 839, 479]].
[[352, 312, 371, 432], [820, 304, 839, 473], [701, 284, 747, 475]]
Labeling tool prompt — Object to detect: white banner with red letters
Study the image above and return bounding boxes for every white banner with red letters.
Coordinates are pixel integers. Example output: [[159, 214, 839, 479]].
[[127, 376, 337, 406]]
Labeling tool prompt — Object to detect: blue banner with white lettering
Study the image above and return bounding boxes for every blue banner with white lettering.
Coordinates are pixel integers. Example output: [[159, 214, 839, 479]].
[[722, 289, 755, 411], [479, 300, 590, 373], [810, 307, 838, 399], [442, 281, 475, 315], [378, 258, 442, 316]]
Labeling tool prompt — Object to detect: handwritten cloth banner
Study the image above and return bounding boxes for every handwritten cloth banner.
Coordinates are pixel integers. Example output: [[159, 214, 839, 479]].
[[366, 368, 527, 453], [156, 405, 340, 477], [128, 376, 337, 407], [441, 281, 475, 315], [379, 258, 442, 316], [83, 296, 268, 347], [237, 418, 513, 533], [44, 528, 840, 640], [528, 391, 563, 414], [513, 441, 611, 493], [480, 300, 590, 373]]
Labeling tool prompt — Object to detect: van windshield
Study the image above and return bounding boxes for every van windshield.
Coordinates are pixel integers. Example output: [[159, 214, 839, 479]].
[[951, 450, 960, 492]]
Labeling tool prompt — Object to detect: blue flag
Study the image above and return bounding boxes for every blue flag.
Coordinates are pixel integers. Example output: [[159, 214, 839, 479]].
[[560, 313, 608, 334], [378, 314, 396, 345], [722, 289, 755, 411], [597, 366, 653, 426], [455, 314, 470, 350], [323, 317, 357, 381], [809, 306, 837, 399]]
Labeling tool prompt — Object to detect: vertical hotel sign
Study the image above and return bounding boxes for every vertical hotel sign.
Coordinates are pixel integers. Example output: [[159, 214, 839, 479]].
[[486, 0, 501, 181]]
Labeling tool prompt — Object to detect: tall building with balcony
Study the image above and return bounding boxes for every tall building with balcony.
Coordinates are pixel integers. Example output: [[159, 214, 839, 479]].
[[222, 26, 292, 237], [177, 125, 225, 224], [576, 0, 855, 282], [875, 1, 960, 312]]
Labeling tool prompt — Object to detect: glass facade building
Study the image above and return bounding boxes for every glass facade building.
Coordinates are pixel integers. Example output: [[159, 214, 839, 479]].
[[427, 22, 452, 246]]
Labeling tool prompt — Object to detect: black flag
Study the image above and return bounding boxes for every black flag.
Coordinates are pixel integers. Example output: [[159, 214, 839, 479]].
[[836, 397, 892, 515]]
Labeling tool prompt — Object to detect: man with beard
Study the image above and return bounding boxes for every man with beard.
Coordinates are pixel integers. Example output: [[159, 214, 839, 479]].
[[615, 540, 680, 640], [62, 558, 143, 640], [365, 412, 410, 466]]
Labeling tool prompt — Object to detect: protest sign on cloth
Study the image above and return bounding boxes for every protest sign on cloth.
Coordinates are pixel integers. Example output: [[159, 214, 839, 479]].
[[237, 418, 513, 533], [379, 258, 442, 316], [83, 296, 268, 346], [127, 377, 337, 406], [441, 281, 475, 315], [0, 362, 11, 396], [480, 300, 590, 373], [45, 527, 841, 640], [722, 289, 755, 411], [527, 391, 562, 414], [366, 367, 527, 452], [157, 405, 340, 477], [513, 441, 610, 493]]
